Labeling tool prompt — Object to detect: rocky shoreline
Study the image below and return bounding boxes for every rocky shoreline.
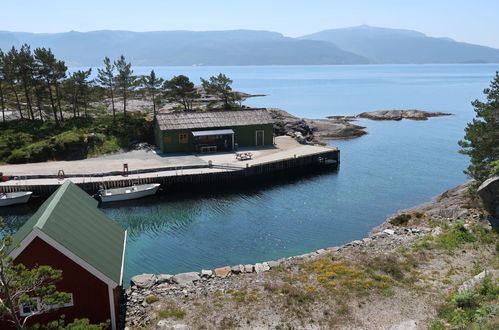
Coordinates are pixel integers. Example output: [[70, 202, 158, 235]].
[[123, 180, 497, 329], [269, 108, 453, 145]]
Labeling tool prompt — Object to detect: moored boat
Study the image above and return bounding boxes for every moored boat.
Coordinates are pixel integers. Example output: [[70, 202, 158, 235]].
[[0, 191, 33, 206], [98, 183, 161, 203]]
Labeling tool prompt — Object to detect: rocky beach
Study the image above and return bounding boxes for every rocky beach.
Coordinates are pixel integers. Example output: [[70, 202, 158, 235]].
[[123, 181, 498, 329]]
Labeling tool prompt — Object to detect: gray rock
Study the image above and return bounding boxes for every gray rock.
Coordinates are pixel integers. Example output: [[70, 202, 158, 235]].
[[244, 264, 254, 273], [157, 320, 188, 329], [156, 274, 173, 284], [267, 260, 280, 269], [262, 262, 271, 271], [201, 269, 213, 277], [383, 229, 395, 235], [478, 176, 499, 218], [172, 272, 200, 286], [231, 265, 244, 274], [130, 274, 157, 288], [316, 248, 327, 254], [254, 263, 265, 274], [458, 269, 499, 293]]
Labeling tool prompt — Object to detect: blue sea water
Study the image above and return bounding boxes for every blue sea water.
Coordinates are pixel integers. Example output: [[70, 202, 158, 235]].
[[2, 64, 498, 285]]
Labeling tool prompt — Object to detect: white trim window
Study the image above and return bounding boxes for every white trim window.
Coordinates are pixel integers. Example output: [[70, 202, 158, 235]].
[[20, 293, 74, 317]]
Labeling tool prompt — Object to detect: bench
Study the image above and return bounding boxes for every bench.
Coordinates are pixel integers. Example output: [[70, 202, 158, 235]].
[[236, 152, 253, 161]]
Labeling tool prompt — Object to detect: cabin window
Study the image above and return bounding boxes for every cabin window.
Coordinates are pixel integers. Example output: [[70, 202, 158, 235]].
[[179, 133, 189, 144], [19, 293, 74, 316], [20, 299, 39, 316]]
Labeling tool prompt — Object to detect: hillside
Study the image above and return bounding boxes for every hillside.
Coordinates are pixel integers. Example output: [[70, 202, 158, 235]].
[[301, 25, 499, 64], [0, 30, 370, 66]]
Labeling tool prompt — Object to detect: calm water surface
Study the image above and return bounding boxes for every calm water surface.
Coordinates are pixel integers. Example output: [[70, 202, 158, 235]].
[[2, 64, 498, 285]]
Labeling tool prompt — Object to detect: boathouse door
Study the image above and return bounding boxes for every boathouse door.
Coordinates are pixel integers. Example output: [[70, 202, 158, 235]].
[[255, 130, 264, 146]]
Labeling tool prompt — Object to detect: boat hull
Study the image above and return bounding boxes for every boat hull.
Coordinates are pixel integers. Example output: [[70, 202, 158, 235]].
[[0, 191, 33, 206], [99, 184, 161, 203]]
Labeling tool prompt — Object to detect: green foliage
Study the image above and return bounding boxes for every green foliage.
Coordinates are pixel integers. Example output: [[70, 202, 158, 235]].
[[145, 295, 160, 304], [0, 218, 71, 329], [435, 277, 499, 329], [201, 73, 241, 109], [45, 317, 110, 330], [435, 224, 476, 251], [0, 113, 153, 163], [163, 75, 199, 111], [458, 71, 499, 184], [390, 213, 412, 226]]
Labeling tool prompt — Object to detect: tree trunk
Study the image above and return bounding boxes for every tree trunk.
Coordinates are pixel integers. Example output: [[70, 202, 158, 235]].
[[55, 83, 64, 121], [36, 95, 44, 122], [46, 79, 59, 125], [22, 82, 34, 120], [10, 83, 23, 120], [152, 91, 156, 116], [0, 83, 5, 123], [110, 88, 116, 121], [123, 89, 127, 121]]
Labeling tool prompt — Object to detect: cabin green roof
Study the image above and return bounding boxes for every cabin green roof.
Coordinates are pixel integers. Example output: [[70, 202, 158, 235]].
[[11, 181, 126, 285]]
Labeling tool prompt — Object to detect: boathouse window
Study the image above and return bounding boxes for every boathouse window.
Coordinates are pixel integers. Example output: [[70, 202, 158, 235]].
[[179, 133, 189, 144]]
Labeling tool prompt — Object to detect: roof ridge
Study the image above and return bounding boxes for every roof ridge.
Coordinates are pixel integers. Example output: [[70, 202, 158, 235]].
[[35, 181, 71, 229]]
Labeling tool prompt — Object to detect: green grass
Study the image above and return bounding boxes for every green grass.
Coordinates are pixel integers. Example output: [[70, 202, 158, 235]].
[[158, 304, 187, 319], [390, 213, 412, 226], [433, 277, 499, 329]]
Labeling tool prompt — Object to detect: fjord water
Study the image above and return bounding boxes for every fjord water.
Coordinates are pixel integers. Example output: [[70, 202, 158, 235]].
[[3, 64, 498, 285]]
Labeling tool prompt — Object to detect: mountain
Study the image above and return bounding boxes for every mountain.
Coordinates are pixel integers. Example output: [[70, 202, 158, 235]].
[[301, 25, 499, 64], [0, 30, 370, 66]]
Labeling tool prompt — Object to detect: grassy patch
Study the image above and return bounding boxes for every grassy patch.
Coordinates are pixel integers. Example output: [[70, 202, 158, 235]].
[[433, 277, 499, 329], [158, 302, 187, 320], [145, 295, 159, 304], [390, 213, 412, 226]]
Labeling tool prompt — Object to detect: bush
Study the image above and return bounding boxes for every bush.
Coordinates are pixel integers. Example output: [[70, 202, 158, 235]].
[[145, 295, 159, 304], [390, 213, 411, 226], [435, 224, 476, 251]]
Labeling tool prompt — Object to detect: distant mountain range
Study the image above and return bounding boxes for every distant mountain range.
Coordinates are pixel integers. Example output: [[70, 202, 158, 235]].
[[1, 26, 498, 66]]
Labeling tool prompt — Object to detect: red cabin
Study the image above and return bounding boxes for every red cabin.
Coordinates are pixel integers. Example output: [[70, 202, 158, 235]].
[[3, 181, 126, 329]]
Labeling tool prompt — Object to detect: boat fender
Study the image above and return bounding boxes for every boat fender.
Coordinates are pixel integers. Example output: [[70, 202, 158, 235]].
[[57, 170, 65, 179]]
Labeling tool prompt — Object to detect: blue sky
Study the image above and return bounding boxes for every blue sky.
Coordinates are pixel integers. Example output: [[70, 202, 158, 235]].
[[2, 0, 499, 48]]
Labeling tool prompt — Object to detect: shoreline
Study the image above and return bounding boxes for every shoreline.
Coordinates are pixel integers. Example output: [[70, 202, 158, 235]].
[[124, 180, 496, 328]]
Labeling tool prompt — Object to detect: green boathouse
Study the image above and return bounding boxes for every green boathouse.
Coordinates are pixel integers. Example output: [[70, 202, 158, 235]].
[[154, 109, 274, 153]]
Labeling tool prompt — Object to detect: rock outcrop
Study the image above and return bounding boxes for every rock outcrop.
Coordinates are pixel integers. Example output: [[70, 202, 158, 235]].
[[357, 110, 452, 121], [268, 108, 367, 144], [478, 176, 499, 218]]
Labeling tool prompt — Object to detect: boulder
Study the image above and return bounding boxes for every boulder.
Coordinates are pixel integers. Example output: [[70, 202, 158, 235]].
[[266, 260, 280, 269], [383, 229, 395, 235], [254, 263, 265, 274], [172, 272, 200, 286], [156, 274, 173, 284], [244, 264, 254, 273], [231, 265, 244, 274], [458, 269, 499, 293], [130, 274, 157, 288], [262, 262, 271, 271], [214, 266, 231, 278], [477, 176, 499, 218], [201, 269, 213, 278]]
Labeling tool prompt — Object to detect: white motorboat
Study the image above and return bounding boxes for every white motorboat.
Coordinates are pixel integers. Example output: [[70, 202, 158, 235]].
[[0, 191, 33, 206], [98, 183, 161, 203]]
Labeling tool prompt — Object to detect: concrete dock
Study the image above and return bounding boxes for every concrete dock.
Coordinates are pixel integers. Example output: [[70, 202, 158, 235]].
[[0, 137, 339, 196]]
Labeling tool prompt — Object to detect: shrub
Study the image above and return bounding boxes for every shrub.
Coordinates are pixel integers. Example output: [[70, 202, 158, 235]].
[[145, 295, 159, 304], [390, 213, 411, 226], [435, 224, 476, 251]]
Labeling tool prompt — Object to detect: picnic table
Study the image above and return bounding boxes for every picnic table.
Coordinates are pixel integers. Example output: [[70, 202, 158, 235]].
[[235, 152, 253, 161]]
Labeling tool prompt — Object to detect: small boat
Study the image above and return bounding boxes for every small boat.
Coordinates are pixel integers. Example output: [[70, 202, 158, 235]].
[[98, 183, 161, 203], [0, 191, 33, 206]]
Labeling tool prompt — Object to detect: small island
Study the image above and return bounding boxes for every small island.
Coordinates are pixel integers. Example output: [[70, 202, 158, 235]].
[[350, 109, 452, 121]]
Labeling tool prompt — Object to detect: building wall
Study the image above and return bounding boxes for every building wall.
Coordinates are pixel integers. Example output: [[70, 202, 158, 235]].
[[0, 237, 116, 329], [155, 123, 274, 153]]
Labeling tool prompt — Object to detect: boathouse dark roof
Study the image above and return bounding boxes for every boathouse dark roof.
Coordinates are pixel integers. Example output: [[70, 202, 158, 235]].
[[10, 181, 126, 285], [156, 109, 274, 130]]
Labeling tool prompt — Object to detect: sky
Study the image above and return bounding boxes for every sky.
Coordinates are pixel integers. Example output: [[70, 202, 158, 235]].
[[2, 0, 499, 48]]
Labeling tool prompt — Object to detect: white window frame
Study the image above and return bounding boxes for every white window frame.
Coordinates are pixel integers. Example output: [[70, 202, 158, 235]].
[[20, 293, 74, 317]]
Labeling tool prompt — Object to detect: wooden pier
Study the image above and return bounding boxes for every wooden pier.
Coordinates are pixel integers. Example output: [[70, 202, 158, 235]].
[[0, 148, 339, 197]]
